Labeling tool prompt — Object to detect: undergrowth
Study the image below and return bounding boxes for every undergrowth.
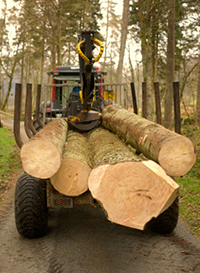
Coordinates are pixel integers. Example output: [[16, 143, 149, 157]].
[[176, 115, 200, 237]]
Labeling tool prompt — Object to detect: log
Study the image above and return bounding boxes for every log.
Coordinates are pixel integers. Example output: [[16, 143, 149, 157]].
[[51, 130, 92, 196], [102, 104, 196, 177], [20, 118, 68, 179], [88, 128, 179, 230]]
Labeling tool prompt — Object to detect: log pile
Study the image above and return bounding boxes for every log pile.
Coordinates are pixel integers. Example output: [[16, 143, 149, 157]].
[[88, 127, 179, 230], [19, 106, 196, 230], [102, 104, 196, 177]]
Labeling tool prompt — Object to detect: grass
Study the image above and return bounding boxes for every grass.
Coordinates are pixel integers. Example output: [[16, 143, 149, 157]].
[[176, 116, 200, 237], [0, 126, 21, 196]]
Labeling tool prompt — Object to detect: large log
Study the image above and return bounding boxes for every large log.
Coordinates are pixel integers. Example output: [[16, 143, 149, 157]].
[[20, 118, 68, 179], [88, 128, 179, 230], [102, 104, 196, 177], [50, 130, 92, 196]]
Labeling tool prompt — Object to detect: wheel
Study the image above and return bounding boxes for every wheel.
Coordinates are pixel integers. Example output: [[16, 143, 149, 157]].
[[145, 197, 179, 234], [15, 173, 48, 238]]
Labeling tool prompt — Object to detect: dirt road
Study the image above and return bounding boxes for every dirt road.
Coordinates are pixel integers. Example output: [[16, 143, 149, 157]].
[[0, 116, 200, 273]]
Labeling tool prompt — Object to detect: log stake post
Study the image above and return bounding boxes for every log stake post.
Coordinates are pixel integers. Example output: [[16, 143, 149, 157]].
[[142, 82, 147, 119], [24, 84, 33, 138], [14, 83, 23, 148], [154, 82, 162, 125], [25, 83, 37, 138], [36, 84, 44, 129], [130, 82, 138, 114], [173, 82, 181, 134], [0, 115, 3, 127]]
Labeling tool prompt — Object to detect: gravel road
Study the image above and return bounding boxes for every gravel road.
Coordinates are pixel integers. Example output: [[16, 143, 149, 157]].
[[0, 115, 200, 273]]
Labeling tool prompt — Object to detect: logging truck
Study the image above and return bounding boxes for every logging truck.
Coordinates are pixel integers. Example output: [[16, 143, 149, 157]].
[[33, 65, 114, 131], [13, 30, 196, 239]]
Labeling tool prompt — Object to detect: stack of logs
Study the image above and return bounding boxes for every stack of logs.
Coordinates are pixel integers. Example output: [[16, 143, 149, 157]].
[[20, 105, 196, 230]]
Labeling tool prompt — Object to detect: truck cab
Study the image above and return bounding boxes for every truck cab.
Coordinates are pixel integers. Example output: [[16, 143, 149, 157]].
[[46, 65, 107, 118]]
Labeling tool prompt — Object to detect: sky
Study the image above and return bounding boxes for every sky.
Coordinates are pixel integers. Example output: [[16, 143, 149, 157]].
[[0, 0, 123, 15]]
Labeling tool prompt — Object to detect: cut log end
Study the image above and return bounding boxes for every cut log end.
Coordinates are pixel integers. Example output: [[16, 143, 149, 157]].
[[88, 160, 179, 230], [20, 139, 61, 179], [51, 158, 91, 197], [158, 136, 196, 177]]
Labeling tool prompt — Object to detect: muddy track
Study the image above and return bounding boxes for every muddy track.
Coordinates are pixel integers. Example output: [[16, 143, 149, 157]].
[[0, 116, 200, 272], [0, 178, 200, 273]]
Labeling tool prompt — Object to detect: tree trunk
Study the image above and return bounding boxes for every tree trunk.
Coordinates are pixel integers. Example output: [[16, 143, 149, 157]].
[[1, 58, 18, 111], [102, 105, 196, 176], [138, 1, 154, 120], [195, 56, 200, 126], [20, 119, 68, 179], [164, 0, 175, 129], [116, 0, 130, 83], [88, 127, 179, 231], [102, 0, 110, 70], [51, 131, 92, 197]]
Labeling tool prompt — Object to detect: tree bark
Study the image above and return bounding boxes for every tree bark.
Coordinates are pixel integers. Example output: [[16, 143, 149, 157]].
[[51, 131, 92, 197], [20, 119, 68, 179], [116, 0, 130, 83], [102, 105, 196, 177], [139, 0, 153, 120], [195, 56, 200, 126], [88, 127, 179, 230], [164, 0, 175, 129]]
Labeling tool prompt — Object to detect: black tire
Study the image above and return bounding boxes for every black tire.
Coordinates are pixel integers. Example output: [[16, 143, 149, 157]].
[[145, 197, 179, 234], [15, 173, 48, 239]]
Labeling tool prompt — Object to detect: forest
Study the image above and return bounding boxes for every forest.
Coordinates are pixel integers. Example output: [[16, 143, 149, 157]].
[[0, 0, 199, 127]]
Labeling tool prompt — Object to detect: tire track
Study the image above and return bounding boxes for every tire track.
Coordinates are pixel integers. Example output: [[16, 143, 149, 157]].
[[39, 236, 64, 273]]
